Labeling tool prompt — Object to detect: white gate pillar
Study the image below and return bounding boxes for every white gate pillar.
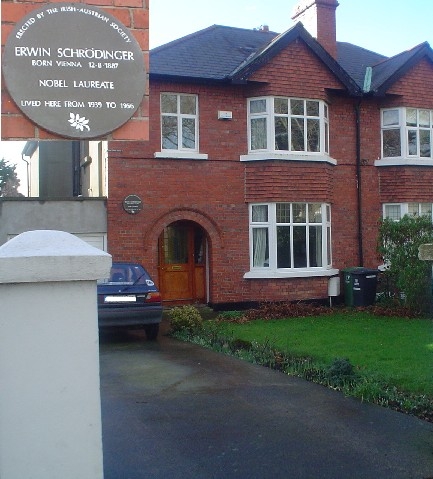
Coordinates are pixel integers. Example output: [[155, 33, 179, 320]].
[[0, 230, 111, 479]]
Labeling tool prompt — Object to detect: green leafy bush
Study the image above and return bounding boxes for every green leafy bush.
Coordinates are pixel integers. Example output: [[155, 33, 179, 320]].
[[168, 305, 203, 333], [326, 357, 358, 387], [378, 215, 433, 314]]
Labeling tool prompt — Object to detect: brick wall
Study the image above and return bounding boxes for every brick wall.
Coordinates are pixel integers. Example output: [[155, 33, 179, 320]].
[[1, 0, 149, 140]]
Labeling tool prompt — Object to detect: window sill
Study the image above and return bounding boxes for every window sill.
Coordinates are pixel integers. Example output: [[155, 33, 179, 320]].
[[375, 158, 433, 167], [240, 152, 336, 165], [243, 268, 339, 279], [154, 151, 208, 160]]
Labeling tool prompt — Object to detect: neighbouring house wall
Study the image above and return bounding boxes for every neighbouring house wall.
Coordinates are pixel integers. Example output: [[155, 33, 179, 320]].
[[0, 198, 107, 249], [1, 0, 149, 141], [80, 141, 108, 197]]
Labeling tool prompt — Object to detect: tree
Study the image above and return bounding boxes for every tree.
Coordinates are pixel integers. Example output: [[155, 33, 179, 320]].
[[0, 158, 23, 197], [378, 215, 433, 314]]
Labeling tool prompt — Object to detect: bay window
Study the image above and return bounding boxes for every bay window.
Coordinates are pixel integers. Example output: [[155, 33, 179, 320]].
[[248, 202, 333, 277], [247, 97, 329, 157]]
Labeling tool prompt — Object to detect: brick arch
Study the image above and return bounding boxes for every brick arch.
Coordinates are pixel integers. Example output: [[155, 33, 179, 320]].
[[142, 207, 224, 254]]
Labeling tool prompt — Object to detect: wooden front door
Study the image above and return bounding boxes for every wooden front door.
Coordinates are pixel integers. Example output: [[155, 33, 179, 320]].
[[158, 221, 206, 304]]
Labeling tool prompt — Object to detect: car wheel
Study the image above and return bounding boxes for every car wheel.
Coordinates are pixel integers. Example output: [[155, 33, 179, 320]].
[[144, 323, 159, 340]]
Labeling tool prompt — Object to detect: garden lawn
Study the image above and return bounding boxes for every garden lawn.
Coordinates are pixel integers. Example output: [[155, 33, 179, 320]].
[[216, 312, 433, 396]]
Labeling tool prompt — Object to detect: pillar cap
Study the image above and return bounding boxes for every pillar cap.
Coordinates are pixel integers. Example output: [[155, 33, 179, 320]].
[[0, 230, 112, 283]]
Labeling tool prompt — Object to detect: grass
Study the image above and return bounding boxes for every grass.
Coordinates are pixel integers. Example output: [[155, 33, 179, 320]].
[[169, 306, 433, 421], [214, 312, 433, 395]]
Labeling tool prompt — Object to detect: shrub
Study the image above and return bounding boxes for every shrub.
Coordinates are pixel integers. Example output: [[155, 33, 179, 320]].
[[326, 357, 358, 388], [168, 305, 203, 333], [378, 215, 433, 314]]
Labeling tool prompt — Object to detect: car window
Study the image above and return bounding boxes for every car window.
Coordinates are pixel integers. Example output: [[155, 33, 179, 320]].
[[97, 264, 154, 286]]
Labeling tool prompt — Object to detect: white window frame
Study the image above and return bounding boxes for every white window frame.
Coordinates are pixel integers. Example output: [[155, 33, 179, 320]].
[[155, 93, 208, 160], [383, 203, 433, 221], [244, 202, 338, 279], [242, 97, 335, 165], [377, 107, 433, 166]]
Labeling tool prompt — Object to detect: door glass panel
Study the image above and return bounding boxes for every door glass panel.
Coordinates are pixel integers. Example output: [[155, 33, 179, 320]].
[[163, 225, 188, 264], [194, 228, 205, 264]]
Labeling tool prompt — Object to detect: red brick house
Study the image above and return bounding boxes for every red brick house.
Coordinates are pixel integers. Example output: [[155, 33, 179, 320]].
[[107, 0, 433, 308]]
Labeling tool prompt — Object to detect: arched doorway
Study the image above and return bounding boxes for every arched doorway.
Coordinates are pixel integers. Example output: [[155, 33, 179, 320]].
[[158, 221, 207, 304]]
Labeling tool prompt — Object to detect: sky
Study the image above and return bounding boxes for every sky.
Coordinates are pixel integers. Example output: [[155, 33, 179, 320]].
[[2, 0, 432, 193], [150, 0, 433, 54]]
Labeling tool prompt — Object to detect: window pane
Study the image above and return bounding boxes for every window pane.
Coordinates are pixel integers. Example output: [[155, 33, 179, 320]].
[[180, 95, 196, 115], [293, 203, 306, 223], [421, 203, 432, 217], [293, 226, 307, 267], [277, 226, 291, 268], [307, 118, 320, 152], [308, 203, 322, 222], [291, 118, 305, 151], [162, 116, 178, 149], [250, 99, 267, 114], [327, 225, 331, 266], [419, 110, 430, 127], [408, 130, 417, 155], [276, 203, 290, 223], [161, 94, 177, 114], [408, 203, 419, 216], [252, 205, 268, 222], [306, 100, 319, 116], [275, 117, 289, 150], [182, 118, 195, 149], [383, 109, 399, 126], [274, 98, 288, 114], [253, 228, 269, 267], [324, 104, 328, 119], [309, 225, 323, 267], [290, 99, 304, 115], [420, 129, 431, 157], [251, 118, 267, 150], [406, 108, 417, 127], [384, 204, 401, 220], [325, 121, 329, 153], [383, 129, 401, 157]]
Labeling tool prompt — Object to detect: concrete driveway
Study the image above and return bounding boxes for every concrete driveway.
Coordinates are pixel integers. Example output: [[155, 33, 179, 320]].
[[99, 327, 433, 479]]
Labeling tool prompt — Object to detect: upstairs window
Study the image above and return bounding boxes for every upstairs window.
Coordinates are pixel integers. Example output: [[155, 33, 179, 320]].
[[248, 97, 329, 155], [161, 93, 198, 152], [249, 202, 332, 273], [381, 108, 432, 160]]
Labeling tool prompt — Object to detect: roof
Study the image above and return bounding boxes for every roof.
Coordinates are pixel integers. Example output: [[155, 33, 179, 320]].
[[367, 42, 433, 95], [150, 23, 433, 97], [151, 25, 276, 81]]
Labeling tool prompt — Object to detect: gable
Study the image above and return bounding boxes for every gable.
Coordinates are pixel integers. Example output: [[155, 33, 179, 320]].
[[385, 58, 433, 108], [247, 40, 346, 97]]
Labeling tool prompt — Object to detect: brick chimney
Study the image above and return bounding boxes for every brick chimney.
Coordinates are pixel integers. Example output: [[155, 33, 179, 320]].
[[291, 0, 339, 58]]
